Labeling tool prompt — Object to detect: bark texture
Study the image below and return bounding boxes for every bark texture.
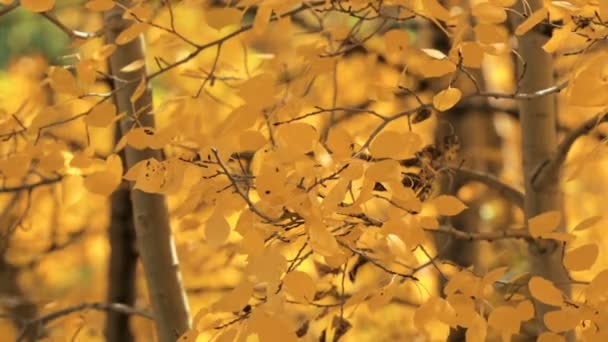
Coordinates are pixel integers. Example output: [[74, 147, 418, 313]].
[[104, 4, 191, 341], [104, 144, 137, 342], [515, 0, 571, 337]]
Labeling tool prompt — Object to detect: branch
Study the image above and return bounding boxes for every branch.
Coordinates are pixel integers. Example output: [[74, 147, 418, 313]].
[[433, 225, 530, 241], [16, 302, 152, 342], [0, 1, 18, 17], [533, 111, 608, 188], [476, 80, 569, 100], [451, 167, 525, 209], [0, 177, 62, 193], [39, 12, 99, 39]]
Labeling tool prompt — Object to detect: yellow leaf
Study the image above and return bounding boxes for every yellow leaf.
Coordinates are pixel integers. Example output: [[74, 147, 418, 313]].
[[120, 59, 146, 73], [327, 128, 353, 160], [431, 195, 468, 216], [48, 67, 80, 96], [528, 211, 561, 238], [487, 306, 520, 337], [515, 300, 534, 321], [85, 0, 114, 11], [543, 308, 580, 333], [85, 101, 117, 127], [39, 149, 65, 173], [276, 123, 318, 154], [563, 243, 599, 271], [365, 159, 401, 183], [308, 220, 341, 257], [205, 8, 242, 30], [457, 42, 484, 68], [475, 24, 508, 45], [205, 211, 231, 247], [384, 29, 410, 56], [21, 0, 55, 12], [472, 2, 507, 24], [130, 77, 147, 103], [369, 131, 421, 159], [116, 23, 147, 45], [572, 215, 602, 231], [1, 154, 31, 179], [76, 59, 97, 86], [213, 279, 254, 312], [133, 158, 165, 193], [543, 26, 571, 53], [283, 271, 316, 302], [601, 1, 608, 21], [489, 0, 516, 6], [253, 4, 272, 35], [433, 87, 462, 111], [528, 276, 564, 307], [421, 0, 451, 21], [515, 8, 548, 36], [93, 44, 117, 61], [586, 270, 608, 303], [239, 130, 267, 151], [84, 154, 123, 196]]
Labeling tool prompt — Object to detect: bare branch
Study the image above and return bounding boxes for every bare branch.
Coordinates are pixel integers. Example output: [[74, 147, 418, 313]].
[[450, 167, 525, 209], [16, 302, 152, 342], [0, 1, 18, 17], [0, 177, 62, 194], [533, 111, 608, 188]]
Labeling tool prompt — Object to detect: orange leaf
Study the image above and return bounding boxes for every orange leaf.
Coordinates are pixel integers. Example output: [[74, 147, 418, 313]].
[[205, 210, 231, 247], [563, 243, 599, 271], [515, 8, 548, 36], [85, 101, 117, 127], [21, 0, 55, 12], [116, 23, 147, 45], [120, 59, 146, 73], [283, 271, 316, 302], [528, 276, 564, 307], [431, 195, 468, 216], [433, 87, 462, 111], [528, 211, 561, 238], [85, 0, 114, 11]]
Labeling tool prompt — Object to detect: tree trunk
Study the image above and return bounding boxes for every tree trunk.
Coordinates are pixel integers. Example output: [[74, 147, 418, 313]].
[[104, 139, 137, 342], [104, 4, 191, 342], [514, 0, 570, 337]]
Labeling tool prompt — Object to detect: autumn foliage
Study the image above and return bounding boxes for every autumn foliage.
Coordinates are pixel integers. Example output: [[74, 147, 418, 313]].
[[2, 0, 608, 341]]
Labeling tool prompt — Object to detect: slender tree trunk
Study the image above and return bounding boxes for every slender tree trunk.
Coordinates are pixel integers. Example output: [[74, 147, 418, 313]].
[[514, 0, 570, 337], [104, 4, 191, 341], [104, 139, 137, 342], [426, 21, 503, 340]]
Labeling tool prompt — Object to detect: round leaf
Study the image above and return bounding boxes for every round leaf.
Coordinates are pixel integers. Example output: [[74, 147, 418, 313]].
[[433, 87, 462, 112]]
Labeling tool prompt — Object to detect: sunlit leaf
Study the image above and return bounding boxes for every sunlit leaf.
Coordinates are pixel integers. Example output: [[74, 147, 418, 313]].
[[283, 271, 316, 302], [528, 211, 561, 238], [431, 195, 468, 216], [21, 0, 55, 12], [528, 276, 564, 307], [563, 243, 599, 271], [433, 87, 462, 111], [515, 8, 548, 36], [116, 23, 147, 45], [85, 101, 117, 127], [205, 210, 231, 247]]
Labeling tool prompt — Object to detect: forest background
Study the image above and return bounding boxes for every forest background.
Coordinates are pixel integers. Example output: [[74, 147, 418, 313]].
[[1, 0, 608, 341]]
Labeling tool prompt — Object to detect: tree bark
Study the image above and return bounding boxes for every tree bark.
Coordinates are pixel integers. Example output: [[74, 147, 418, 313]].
[[104, 4, 191, 342], [514, 0, 571, 337], [104, 142, 137, 342]]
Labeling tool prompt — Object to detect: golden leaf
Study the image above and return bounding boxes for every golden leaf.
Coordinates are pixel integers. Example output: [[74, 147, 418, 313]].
[[563, 243, 599, 271], [528, 276, 564, 307]]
